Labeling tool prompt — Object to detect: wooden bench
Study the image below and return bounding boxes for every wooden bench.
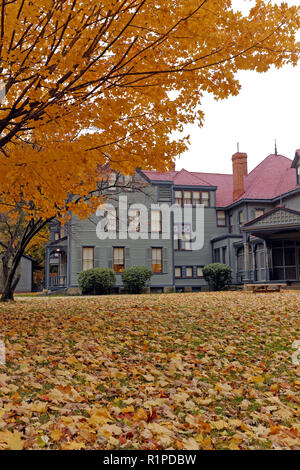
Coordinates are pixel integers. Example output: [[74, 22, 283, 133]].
[[244, 283, 285, 293]]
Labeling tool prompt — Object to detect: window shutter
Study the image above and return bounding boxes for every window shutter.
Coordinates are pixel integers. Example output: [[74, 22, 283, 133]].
[[94, 247, 101, 267], [163, 248, 168, 273], [125, 248, 131, 268], [193, 266, 197, 278], [159, 186, 172, 201], [75, 247, 82, 273], [108, 247, 113, 269], [146, 248, 152, 269], [181, 266, 186, 278]]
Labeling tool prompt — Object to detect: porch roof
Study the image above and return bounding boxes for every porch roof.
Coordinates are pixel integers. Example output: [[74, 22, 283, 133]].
[[242, 207, 300, 239]]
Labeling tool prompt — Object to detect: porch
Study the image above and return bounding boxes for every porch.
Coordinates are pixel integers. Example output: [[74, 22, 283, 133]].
[[238, 207, 300, 284], [45, 244, 68, 290]]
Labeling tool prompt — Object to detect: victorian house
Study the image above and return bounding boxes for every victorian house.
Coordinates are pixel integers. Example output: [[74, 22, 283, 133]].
[[45, 150, 300, 292]]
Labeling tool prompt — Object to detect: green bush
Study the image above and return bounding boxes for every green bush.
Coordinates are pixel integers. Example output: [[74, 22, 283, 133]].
[[121, 266, 152, 294], [202, 263, 232, 291], [78, 268, 116, 295]]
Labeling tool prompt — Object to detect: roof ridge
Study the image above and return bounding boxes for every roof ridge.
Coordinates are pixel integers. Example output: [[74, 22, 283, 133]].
[[173, 168, 212, 186]]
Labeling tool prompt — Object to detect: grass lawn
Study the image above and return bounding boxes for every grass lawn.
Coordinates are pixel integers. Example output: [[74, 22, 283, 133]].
[[0, 292, 299, 450]]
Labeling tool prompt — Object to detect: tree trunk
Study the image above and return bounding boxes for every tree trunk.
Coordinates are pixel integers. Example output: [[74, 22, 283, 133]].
[[1, 255, 21, 302], [1, 285, 15, 302], [0, 216, 52, 302]]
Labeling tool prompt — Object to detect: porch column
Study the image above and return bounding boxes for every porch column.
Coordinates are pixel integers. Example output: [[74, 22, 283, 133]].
[[45, 247, 50, 290], [243, 241, 251, 282], [264, 241, 270, 281]]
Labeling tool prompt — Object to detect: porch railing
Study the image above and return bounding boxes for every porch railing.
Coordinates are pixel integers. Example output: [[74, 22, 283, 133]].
[[49, 275, 67, 288]]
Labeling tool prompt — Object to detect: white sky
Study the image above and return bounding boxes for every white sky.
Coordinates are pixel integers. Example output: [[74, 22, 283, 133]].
[[175, 0, 300, 175]]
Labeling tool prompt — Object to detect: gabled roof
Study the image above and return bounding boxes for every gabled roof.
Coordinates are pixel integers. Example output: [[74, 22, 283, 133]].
[[236, 154, 298, 201], [141, 153, 300, 207], [242, 206, 300, 230], [142, 168, 212, 187]]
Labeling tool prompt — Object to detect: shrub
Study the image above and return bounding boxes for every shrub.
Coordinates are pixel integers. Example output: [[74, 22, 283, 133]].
[[78, 268, 116, 295], [121, 266, 152, 294], [202, 263, 232, 291]]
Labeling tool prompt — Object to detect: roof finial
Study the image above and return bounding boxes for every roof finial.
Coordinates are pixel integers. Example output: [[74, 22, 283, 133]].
[[275, 139, 278, 155]]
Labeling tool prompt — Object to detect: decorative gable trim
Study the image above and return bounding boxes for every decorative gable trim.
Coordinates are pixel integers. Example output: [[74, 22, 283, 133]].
[[242, 206, 300, 230]]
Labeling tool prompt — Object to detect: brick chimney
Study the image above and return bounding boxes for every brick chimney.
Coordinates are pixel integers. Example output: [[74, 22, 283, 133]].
[[232, 152, 248, 200]]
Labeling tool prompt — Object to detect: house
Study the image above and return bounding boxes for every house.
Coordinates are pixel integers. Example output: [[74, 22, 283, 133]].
[[0, 254, 34, 294], [15, 255, 34, 293], [45, 150, 300, 292]]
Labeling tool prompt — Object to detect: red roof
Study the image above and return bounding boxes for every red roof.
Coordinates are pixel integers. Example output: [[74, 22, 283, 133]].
[[142, 154, 299, 207]]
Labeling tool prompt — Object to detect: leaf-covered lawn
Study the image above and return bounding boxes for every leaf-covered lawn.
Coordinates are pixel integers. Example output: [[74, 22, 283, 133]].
[[0, 292, 299, 450]]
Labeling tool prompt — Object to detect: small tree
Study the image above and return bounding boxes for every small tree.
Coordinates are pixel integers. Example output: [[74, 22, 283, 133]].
[[78, 268, 116, 295], [203, 263, 232, 291], [121, 266, 152, 294]]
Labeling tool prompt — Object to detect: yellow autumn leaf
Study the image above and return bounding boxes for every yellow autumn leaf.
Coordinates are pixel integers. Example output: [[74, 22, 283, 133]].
[[89, 407, 113, 426], [61, 441, 86, 450], [132, 408, 148, 422], [51, 429, 63, 442], [0, 430, 23, 450], [121, 405, 135, 413], [212, 420, 228, 430], [251, 375, 265, 384]]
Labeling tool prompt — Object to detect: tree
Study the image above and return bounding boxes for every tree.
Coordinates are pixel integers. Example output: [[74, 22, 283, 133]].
[[0, 0, 299, 300]]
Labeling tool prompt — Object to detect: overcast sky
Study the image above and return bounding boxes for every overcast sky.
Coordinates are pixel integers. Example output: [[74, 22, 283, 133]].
[[175, 0, 300, 175]]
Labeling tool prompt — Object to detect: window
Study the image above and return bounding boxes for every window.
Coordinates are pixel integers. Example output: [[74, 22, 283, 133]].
[[193, 191, 201, 206], [123, 174, 132, 190], [128, 209, 140, 232], [174, 224, 180, 251], [214, 248, 221, 263], [237, 247, 244, 282], [152, 248, 162, 273], [108, 172, 117, 190], [222, 246, 227, 264], [197, 267, 203, 278], [174, 190, 182, 206], [229, 215, 234, 233], [185, 267, 193, 278], [238, 211, 244, 226], [297, 166, 300, 185], [184, 191, 192, 205], [54, 231, 60, 241], [82, 247, 94, 271], [255, 243, 265, 281], [201, 191, 210, 207], [174, 224, 192, 250], [105, 208, 117, 232], [255, 209, 265, 219], [151, 210, 162, 233], [175, 267, 182, 278], [60, 224, 66, 238], [182, 225, 192, 250], [217, 211, 226, 227], [113, 247, 125, 273]]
